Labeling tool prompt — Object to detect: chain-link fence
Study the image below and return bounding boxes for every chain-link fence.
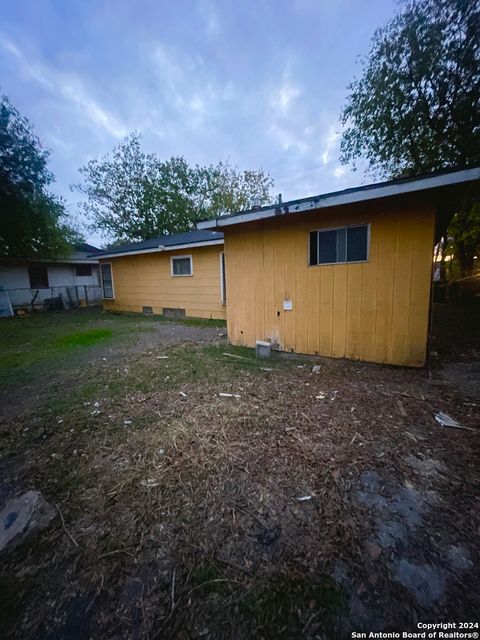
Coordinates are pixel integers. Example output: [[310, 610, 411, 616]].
[[5, 285, 102, 311]]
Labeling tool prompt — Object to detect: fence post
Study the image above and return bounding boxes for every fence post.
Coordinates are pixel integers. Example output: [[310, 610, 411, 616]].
[[84, 285, 89, 306]]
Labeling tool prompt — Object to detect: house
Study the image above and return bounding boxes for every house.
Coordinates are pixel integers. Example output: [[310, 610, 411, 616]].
[[198, 167, 480, 367], [0, 243, 102, 309], [97, 230, 225, 320]]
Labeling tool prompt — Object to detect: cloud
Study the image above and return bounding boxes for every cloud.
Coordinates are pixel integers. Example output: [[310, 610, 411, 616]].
[[0, 34, 127, 139], [320, 126, 340, 165], [199, 2, 220, 37], [149, 43, 234, 133]]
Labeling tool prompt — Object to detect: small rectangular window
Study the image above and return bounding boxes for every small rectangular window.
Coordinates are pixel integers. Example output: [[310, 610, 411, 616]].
[[74, 265, 92, 277], [171, 256, 192, 276], [309, 224, 369, 266], [101, 263, 114, 299], [28, 264, 49, 288]]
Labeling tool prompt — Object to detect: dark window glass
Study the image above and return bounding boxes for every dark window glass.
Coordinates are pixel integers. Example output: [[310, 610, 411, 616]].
[[172, 257, 192, 276], [74, 265, 92, 277], [347, 226, 368, 262], [317, 229, 337, 264], [28, 264, 49, 288], [101, 264, 114, 298], [309, 225, 369, 265], [336, 227, 347, 262]]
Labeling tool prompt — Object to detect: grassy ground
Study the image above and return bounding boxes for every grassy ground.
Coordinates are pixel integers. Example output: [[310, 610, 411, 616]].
[[0, 306, 479, 639]]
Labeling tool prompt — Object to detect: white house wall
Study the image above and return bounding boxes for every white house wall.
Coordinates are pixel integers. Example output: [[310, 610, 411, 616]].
[[0, 264, 101, 307]]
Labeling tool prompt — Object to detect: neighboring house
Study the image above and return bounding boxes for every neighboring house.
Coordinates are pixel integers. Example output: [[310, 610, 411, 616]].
[[0, 243, 102, 308], [97, 230, 225, 320], [198, 167, 480, 367]]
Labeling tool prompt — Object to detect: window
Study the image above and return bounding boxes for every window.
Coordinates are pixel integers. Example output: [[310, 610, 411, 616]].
[[74, 264, 92, 277], [309, 224, 369, 266], [220, 252, 226, 304], [28, 264, 49, 289], [101, 263, 114, 298], [171, 255, 193, 276]]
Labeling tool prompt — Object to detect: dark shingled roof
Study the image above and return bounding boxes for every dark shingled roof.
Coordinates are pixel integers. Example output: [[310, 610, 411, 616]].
[[76, 242, 102, 254], [94, 230, 224, 257]]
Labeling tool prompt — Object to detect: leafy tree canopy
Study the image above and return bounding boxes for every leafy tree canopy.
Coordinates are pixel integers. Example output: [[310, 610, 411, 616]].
[[341, 0, 480, 176], [340, 0, 480, 275], [74, 132, 274, 243], [0, 93, 81, 261]]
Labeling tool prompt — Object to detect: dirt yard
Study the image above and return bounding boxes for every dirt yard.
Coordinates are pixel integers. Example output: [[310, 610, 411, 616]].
[[0, 306, 479, 639]]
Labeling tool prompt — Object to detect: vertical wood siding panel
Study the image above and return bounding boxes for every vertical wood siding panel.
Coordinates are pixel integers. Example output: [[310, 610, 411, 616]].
[[332, 264, 347, 358], [225, 235, 237, 343], [389, 214, 414, 365], [307, 263, 320, 355], [295, 226, 308, 354], [407, 208, 435, 366], [359, 220, 379, 362], [345, 264, 363, 360], [254, 227, 265, 344], [273, 221, 286, 349], [263, 223, 276, 344], [237, 231, 248, 346], [283, 222, 297, 351], [373, 213, 397, 363], [319, 266, 333, 357]]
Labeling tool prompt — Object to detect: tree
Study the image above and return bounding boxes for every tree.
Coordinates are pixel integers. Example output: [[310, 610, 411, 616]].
[[74, 132, 274, 243], [0, 94, 81, 260], [340, 0, 480, 274]]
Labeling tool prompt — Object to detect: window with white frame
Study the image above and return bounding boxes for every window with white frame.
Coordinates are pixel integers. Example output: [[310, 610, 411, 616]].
[[101, 263, 114, 298], [171, 255, 193, 276], [309, 224, 369, 266]]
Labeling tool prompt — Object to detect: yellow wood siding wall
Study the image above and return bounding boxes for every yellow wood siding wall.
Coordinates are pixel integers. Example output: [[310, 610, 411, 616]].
[[100, 245, 226, 320], [224, 199, 435, 366]]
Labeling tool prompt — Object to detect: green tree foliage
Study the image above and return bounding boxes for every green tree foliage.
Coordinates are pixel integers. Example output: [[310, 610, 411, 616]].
[[340, 0, 480, 274], [74, 132, 274, 243], [0, 94, 81, 260]]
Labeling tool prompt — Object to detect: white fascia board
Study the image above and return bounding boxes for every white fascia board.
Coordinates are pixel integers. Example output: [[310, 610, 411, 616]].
[[98, 239, 224, 260], [29, 257, 100, 265], [198, 167, 480, 229]]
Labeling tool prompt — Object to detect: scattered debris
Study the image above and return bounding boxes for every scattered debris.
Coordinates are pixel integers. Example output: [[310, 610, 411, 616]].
[[315, 392, 326, 399], [218, 393, 241, 398], [222, 352, 250, 361], [295, 495, 312, 501], [434, 412, 476, 432], [0, 491, 56, 552], [179, 391, 187, 397], [140, 479, 160, 488], [123, 420, 132, 426], [312, 365, 321, 373], [156, 355, 169, 359], [396, 399, 407, 417]]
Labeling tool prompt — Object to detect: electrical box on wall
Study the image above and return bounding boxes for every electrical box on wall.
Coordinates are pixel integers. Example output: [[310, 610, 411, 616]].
[[283, 300, 293, 311]]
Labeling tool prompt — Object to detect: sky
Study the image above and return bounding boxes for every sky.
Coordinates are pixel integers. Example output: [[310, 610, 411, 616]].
[[0, 0, 398, 246]]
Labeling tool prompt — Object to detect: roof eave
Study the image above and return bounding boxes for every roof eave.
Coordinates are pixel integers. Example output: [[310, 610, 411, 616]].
[[198, 167, 480, 230], [97, 238, 224, 260]]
